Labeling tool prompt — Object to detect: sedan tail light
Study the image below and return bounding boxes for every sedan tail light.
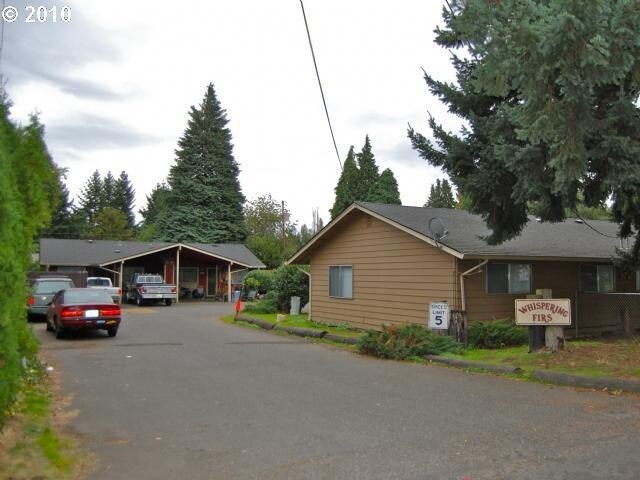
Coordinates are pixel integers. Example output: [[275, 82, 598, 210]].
[[171, 287, 176, 293], [28, 296, 35, 305], [101, 307, 121, 316], [140, 287, 146, 293], [117, 288, 122, 295], [61, 307, 84, 318]]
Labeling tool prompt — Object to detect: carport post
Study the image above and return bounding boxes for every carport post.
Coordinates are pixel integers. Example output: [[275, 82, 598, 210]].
[[228, 262, 232, 303], [119, 261, 124, 303], [176, 245, 181, 304]]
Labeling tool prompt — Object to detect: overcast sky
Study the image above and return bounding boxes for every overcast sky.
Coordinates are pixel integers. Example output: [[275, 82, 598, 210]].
[[5, 0, 461, 227]]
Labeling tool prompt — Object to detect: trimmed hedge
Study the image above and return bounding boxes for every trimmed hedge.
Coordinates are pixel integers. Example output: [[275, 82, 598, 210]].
[[358, 324, 461, 360], [468, 319, 528, 349]]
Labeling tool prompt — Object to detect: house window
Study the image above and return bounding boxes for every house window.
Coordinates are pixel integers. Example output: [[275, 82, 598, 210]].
[[180, 267, 199, 284], [487, 263, 531, 294], [580, 265, 614, 293], [329, 266, 352, 299]]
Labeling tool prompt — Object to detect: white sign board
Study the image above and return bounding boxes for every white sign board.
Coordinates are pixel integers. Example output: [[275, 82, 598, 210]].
[[515, 299, 572, 326], [429, 302, 449, 329]]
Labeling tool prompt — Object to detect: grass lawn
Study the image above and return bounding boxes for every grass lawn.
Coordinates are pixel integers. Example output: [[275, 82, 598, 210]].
[[236, 312, 364, 338], [444, 338, 640, 379], [0, 361, 82, 479]]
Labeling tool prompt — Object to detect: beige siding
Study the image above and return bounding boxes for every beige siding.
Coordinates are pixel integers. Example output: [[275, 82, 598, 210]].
[[309, 211, 457, 330]]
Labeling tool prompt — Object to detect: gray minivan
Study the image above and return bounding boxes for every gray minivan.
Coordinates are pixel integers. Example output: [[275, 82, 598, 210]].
[[28, 277, 75, 321]]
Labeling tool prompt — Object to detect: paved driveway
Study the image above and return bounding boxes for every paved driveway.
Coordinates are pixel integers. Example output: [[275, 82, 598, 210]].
[[36, 302, 640, 480]]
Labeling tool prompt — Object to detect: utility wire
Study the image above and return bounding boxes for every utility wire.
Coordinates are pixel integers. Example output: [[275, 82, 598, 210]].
[[299, 0, 342, 170]]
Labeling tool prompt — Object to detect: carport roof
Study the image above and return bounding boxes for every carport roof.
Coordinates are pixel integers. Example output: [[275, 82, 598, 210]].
[[39, 238, 265, 268]]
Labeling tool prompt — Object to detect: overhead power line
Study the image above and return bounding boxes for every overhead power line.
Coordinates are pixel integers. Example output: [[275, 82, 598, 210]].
[[298, 0, 342, 170]]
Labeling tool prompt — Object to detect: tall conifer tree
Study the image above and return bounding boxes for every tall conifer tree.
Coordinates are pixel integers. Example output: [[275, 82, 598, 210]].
[[330, 146, 360, 218], [113, 171, 136, 228], [367, 168, 401, 205], [78, 170, 103, 226], [355, 135, 379, 199], [157, 84, 246, 242]]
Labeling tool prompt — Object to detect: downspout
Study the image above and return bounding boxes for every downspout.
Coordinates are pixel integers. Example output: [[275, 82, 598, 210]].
[[459, 259, 488, 312]]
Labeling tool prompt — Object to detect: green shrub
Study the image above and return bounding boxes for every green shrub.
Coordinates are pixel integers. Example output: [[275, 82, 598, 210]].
[[468, 319, 528, 349], [242, 298, 277, 314], [244, 269, 275, 294], [272, 264, 308, 312], [358, 324, 461, 360]]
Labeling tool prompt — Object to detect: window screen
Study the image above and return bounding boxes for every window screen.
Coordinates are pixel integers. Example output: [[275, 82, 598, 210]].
[[329, 266, 353, 298], [487, 264, 531, 294]]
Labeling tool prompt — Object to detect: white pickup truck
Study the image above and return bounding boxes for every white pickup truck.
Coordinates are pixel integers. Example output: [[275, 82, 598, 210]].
[[86, 277, 122, 304]]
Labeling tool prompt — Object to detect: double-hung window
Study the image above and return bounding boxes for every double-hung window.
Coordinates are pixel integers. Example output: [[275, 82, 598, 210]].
[[487, 263, 531, 294], [580, 265, 614, 293], [329, 265, 353, 299]]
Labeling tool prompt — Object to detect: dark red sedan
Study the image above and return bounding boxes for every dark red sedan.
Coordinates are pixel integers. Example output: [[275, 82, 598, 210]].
[[46, 288, 121, 339]]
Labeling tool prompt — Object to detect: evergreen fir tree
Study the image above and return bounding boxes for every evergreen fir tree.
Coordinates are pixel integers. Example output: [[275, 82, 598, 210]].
[[425, 179, 456, 208], [157, 83, 246, 243], [355, 135, 379, 199], [367, 168, 401, 205], [330, 146, 360, 218], [113, 171, 136, 228], [42, 167, 86, 238], [101, 171, 116, 211], [88, 207, 134, 240], [408, 1, 640, 261], [78, 170, 103, 226]]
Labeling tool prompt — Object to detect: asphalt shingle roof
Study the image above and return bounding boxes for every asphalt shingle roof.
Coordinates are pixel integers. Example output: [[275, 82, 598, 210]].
[[39, 239, 265, 268], [357, 202, 623, 260]]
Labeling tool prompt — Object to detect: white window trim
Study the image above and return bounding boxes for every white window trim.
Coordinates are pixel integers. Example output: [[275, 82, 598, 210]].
[[486, 263, 532, 295], [328, 265, 353, 299], [580, 264, 615, 293]]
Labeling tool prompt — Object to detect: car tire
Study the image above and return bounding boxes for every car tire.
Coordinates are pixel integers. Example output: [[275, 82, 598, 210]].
[[55, 326, 66, 339], [107, 327, 118, 337], [136, 295, 144, 307], [165, 299, 172, 306]]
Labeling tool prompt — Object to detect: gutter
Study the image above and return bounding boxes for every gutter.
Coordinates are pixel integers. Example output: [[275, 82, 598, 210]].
[[460, 259, 488, 312]]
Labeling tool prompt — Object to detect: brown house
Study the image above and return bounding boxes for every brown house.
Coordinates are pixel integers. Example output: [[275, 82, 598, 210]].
[[39, 238, 265, 302], [288, 202, 640, 337]]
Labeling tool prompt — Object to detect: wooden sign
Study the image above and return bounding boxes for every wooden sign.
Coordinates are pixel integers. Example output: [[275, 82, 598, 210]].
[[515, 299, 571, 326]]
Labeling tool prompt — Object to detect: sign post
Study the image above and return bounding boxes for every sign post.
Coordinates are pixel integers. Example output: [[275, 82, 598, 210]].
[[429, 302, 450, 330], [515, 298, 571, 352]]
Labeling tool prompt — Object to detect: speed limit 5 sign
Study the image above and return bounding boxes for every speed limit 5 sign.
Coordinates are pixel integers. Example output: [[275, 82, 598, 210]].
[[429, 302, 449, 330]]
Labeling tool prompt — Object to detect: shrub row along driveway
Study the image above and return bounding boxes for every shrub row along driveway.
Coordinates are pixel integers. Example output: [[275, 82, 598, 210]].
[[37, 303, 640, 480]]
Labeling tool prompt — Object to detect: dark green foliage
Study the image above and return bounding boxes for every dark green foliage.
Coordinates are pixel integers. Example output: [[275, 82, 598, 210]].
[[0, 98, 55, 425], [467, 319, 528, 349], [138, 182, 171, 241], [367, 168, 401, 204], [425, 178, 456, 208], [41, 167, 86, 238], [244, 269, 276, 294], [409, 1, 640, 263], [78, 170, 103, 226], [272, 264, 309, 312], [355, 135, 379, 199], [157, 83, 247, 243], [242, 298, 278, 314], [113, 171, 136, 228], [358, 324, 461, 359], [330, 138, 402, 219], [330, 147, 360, 218]]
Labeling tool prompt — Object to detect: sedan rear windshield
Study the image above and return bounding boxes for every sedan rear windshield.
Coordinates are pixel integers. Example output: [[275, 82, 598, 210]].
[[64, 290, 114, 304], [87, 278, 111, 287], [35, 281, 74, 294]]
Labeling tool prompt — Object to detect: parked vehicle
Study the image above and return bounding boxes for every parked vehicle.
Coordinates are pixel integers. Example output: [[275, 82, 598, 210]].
[[124, 273, 177, 306], [28, 276, 75, 321], [46, 288, 121, 338], [86, 276, 122, 304]]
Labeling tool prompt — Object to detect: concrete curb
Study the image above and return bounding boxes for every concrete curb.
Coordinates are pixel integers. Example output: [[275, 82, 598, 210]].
[[423, 355, 523, 375], [424, 355, 640, 393], [531, 370, 640, 393], [234, 315, 360, 345]]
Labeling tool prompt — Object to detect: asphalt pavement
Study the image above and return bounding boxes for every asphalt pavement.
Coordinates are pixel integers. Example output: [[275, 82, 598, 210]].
[[35, 302, 640, 480]]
